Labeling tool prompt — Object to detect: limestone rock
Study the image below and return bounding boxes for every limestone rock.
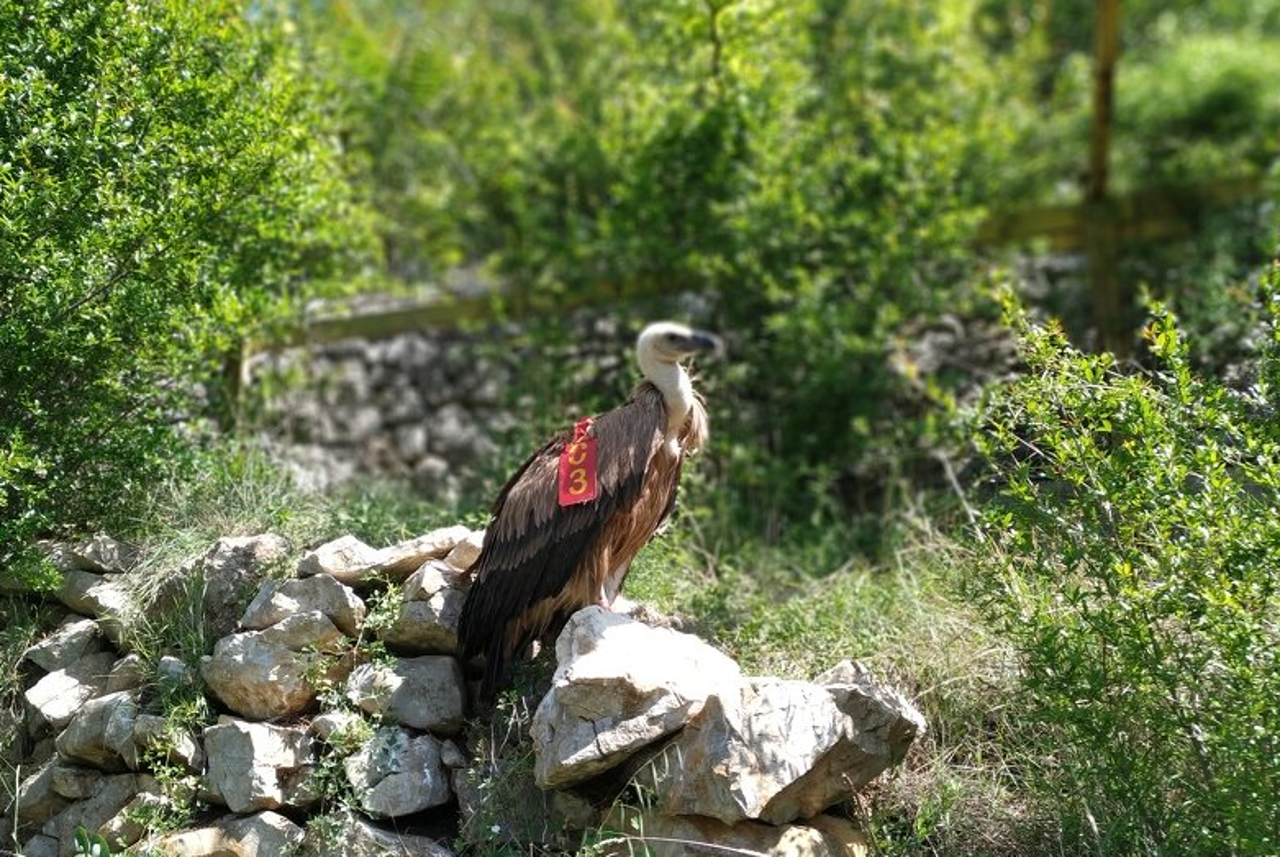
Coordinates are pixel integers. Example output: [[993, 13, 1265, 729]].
[[16, 758, 71, 826], [100, 788, 170, 851], [597, 808, 870, 857], [24, 651, 117, 732], [55, 571, 130, 643], [134, 713, 205, 773], [105, 653, 147, 693], [379, 563, 467, 654], [55, 690, 139, 771], [157, 654, 195, 685], [52, 534, 137, 574], [50, 765, 104, 800], [310, 709, 366, 743], [297, 535, 384, 584], [23, 617, 104, 673], [403, 561, 463, 601], [201, 612, 347, 720], [439, 739, 466, 769], [40, 773, 148, 857], [531, 607, 742, 789], [203, 719, 316, 813], [646, 667, 924, 825], [241, 574, 366, 636], [376, 525, 474, 579], [299, 811, 456, 857], [144, 811, 304, 857], [344, 726, 451, 818], [818, 660, 927, 766], [199, 534, 292, 640], [443, 529, 484, 571], [20, 834, 59, 857], [345, 656, 465, 735]]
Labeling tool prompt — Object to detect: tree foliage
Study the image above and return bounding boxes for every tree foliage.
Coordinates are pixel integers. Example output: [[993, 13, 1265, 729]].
[[293, 0, 1024, 541], [0, 0, 375, 574]]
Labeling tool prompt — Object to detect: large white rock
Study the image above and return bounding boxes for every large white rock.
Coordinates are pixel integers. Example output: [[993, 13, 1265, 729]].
[[376, 526, 474, 578], [343, 726, 451, 818], [298, 527, 479, 586], [297, 535, 384, 583], [143, 811, 304, 857], [645, 662, 925, 825], [198, 534, 292, 640], [55, 571, 130, 643], [23, 617, 104, 673], [203, 719, 316, 813], [55, 690, 139, 771], [379, 562, 468, 654], [241, 574, 366, 636], [40, 772, 151, 857], [597, 808, 870, 857], [299, 812, 457, 857], [24, 651, 118, 732], [345, 656, 466, 735], [49, 534, 138, 574], [201, 611, 347, 720], [15, 758, 70, 826], [531, 607, 742, 789]]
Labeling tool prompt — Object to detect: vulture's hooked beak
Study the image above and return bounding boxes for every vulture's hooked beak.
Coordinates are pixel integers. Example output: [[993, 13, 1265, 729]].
[[686, 329, 725, 359]]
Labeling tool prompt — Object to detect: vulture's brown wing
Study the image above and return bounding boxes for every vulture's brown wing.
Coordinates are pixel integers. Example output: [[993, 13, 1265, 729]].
[[458, 383, 668, 698]]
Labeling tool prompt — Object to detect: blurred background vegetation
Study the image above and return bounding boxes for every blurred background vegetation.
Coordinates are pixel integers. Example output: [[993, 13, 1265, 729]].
[[3, 0, 1279, 854]]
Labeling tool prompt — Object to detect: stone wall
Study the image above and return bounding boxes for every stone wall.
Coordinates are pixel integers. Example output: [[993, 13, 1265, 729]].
[[249, 331, 514, 500], [3, 531, 923, 857], [246, 312, 643, 503]]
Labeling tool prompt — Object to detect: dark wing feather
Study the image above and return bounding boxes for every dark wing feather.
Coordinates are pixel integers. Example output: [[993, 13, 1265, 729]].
[[457, 383, 668, 698]]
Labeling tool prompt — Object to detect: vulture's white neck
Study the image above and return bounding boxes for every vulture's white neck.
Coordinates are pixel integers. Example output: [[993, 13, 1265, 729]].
[[639, 351, 694, 436]]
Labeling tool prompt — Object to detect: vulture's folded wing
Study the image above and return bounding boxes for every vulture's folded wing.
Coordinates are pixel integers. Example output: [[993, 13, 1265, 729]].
[[457, 383, 668, 696]]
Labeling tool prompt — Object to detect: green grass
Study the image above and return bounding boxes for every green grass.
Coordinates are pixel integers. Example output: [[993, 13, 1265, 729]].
[[622, 499, 1051, 857], [2, 435, 1044, 856]]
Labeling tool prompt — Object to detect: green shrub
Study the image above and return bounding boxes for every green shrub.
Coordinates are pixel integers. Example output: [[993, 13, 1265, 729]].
[[0, 0, 374, 578], [296, 0, 1015, 543], [970, 291, 1280, 855], [1115, 35, 1280, 186]]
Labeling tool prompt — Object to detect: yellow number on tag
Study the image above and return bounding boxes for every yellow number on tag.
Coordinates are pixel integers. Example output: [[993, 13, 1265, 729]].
[[568, 443, 587, 466], [568, 467, 588, 495]]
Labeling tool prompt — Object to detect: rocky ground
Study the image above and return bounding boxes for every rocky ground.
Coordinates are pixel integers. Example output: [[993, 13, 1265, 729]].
[[4, 530, 923, 856]]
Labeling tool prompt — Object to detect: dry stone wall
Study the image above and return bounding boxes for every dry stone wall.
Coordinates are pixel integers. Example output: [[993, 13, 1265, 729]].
[[3, 530, 923, 857]]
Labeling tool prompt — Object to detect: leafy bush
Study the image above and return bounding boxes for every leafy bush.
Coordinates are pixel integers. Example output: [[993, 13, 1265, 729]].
[[296, 0, 1017, 543], [0, 0, 374, 576], [1115, 35, 1280, 186], [970, 291, 1280, 855]]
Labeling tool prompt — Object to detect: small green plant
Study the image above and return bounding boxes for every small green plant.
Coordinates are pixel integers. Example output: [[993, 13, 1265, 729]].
[[969, 292, 1280, 856], [72, 826, 111, 857]]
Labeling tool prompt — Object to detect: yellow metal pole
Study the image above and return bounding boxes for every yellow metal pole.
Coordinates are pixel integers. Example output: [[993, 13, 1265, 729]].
[[1086, 0, 1125, 354]]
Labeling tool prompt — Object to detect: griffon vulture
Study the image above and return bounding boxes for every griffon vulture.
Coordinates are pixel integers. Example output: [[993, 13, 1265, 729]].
[[457, 321, 722, 699]]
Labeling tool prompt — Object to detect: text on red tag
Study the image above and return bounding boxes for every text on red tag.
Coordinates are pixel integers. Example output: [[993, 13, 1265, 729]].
[[558, 417, 599, 506]]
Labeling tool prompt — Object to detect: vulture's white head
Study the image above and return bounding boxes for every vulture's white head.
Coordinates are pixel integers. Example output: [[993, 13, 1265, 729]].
[[636, 322, 721, 436], [636, 321, 723, 371]]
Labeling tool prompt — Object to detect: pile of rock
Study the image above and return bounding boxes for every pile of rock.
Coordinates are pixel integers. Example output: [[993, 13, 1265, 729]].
[[8, 528, 480, 857], [527, 609, 924, 856], [4, 528, 923, 857]]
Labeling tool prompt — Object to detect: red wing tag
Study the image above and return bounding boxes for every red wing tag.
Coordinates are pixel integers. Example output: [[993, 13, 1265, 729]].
[[558, 417, 599, 507]]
